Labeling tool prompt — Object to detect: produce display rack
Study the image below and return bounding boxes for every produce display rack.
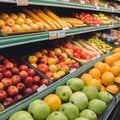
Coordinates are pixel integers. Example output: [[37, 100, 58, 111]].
[[1, 24, 120, 48], [0, 51, 113, 120], [0, 0, 120, 120]]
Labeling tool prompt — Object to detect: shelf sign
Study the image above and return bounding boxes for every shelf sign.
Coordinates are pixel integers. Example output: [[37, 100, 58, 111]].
[[57, 30, 65, 38], [37, 84, 48, 93], [111, 7, 114, 12], [80, 0, 85, 4], [49, 31, 57, 40], [95, 5, 100, 10], [16, 0, 29, 6]]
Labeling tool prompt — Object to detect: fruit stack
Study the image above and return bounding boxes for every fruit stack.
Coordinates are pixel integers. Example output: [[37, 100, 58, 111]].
[[8, 47, 120, 120], [8, 77, 114, 120], [25, 47, 80, 81], [0, 54, 49, 109]]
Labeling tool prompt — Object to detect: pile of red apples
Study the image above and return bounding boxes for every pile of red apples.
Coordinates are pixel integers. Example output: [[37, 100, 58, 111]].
[[0, 54, 49, 108]]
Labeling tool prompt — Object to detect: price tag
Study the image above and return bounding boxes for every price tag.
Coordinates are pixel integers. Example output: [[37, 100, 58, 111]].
[[80, 0, 85, 4], [95, 5, 100, 10], [111, 7, 114, 12], [37, 84, 48, 93], [49, 31, 57, 40], [57, 30, 65, 38], [16, 0, 29, 6], [109, 25, 112, 29], [62, 27, 69, 30], [69, 68, 77, 74]]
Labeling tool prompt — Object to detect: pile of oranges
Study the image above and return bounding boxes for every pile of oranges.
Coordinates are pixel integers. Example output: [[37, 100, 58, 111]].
[[80, 47, 120, 94]]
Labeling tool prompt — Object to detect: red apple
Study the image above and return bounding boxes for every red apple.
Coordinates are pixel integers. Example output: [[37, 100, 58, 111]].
[[16, 82, 25, 93], [14, 94, 22, 101], [2, 78, 12, 87], [19, 70, 28, 80], [0, 90, 7, 102], [57, 54, 65, 63], [0, 72, 3, 80], [0, 55, 4, 61], [5, 61, 14, 69], [72, 62, 80, 69], [38, 57, 47, 64], [41, 48, 48, 55], [3, 70, 12, 78], [19, 65, 28, 71], [23, 88, 33, 95], [37, 63, 48, 73], [0, 64, 5, 72], [45, 71, 54, 78], [33, 75, 41, 85], [27, 68, 36, 77], [0, 82, 4, 90], [24, 76, 33, 87], [12, 75, 21, 85], [31, 84, 39, 91], [40, 79, 49, 85], [48, 50, 55, 57], [11, 66, 20, 74], [60, 64, 69, 73], [3, 97, 14, 106], [54, 56, 59, 64], [7, 85, 19, 97]]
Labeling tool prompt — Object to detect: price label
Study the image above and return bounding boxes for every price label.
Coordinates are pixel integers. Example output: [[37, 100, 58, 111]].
[[62, 27, 69, 30], [69, 68, 77, 74], [49, 31, 57, 40], [16, 0, 29, 6], [37, 84, 48, 93], [111, 7, 114, 12], [95, 5, 100, 10], [80, 0, 85, 4], [109, 25, 112, 29], [57, 30, 65, 38]]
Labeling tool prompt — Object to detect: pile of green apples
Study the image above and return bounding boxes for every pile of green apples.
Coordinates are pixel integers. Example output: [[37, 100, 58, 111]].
[[9, 77, 113, 120]]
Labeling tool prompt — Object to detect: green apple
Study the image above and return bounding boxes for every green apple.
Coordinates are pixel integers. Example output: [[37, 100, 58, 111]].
[[69, 91, 88, 111], [82, 86, 99, 101], [9, 110, 33, 120], [59, 102, 79, 120], [98, 91, 113, 104], [67, 78, 84, 92], [88, 99, 107, 116], [46, 111, 68, 120], [49, 64, 58, 73], [55, 85, 72, 102], [75, 117, 89, 120], [28, 99, 50, 120], [80, 109, 97, 120], [47, 57, 56, 65]]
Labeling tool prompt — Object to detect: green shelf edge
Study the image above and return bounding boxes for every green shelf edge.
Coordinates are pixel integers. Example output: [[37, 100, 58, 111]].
[[1, 24, 120, 49], [0, 0, 120, 13], [1, 51, 117, 120]]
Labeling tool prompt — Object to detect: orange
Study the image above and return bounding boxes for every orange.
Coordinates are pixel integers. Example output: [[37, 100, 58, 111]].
[[86, 78, 101, 91], [104, 63, 110, 71], [100, 85, 106, 91], [115, 76, 120, 84], [110, 65, 120, 76], [104, 55, 116, 66], [80, 73, 93, 85], [101, 71, 115, 85], [28, 55, 38, 64], [111, 53, 120, 61], [94, 61, 106, 73], [113, 61, 120, 68], [113, 47, 120, 53], [105, 84, 119, 94], [43, 94, 61, 112], [88, 68, 101, 79]]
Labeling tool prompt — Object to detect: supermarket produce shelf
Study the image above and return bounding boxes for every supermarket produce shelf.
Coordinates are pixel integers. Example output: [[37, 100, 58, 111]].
[[0, 24, 120, 49], [0, 51, 116, 120], [1, 0, 120, 13]]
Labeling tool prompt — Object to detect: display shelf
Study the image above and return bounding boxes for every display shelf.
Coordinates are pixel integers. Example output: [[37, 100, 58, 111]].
[[0, 51, 114, 120], [1, 0, 120, 13], [0, 24, 120, 49]]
